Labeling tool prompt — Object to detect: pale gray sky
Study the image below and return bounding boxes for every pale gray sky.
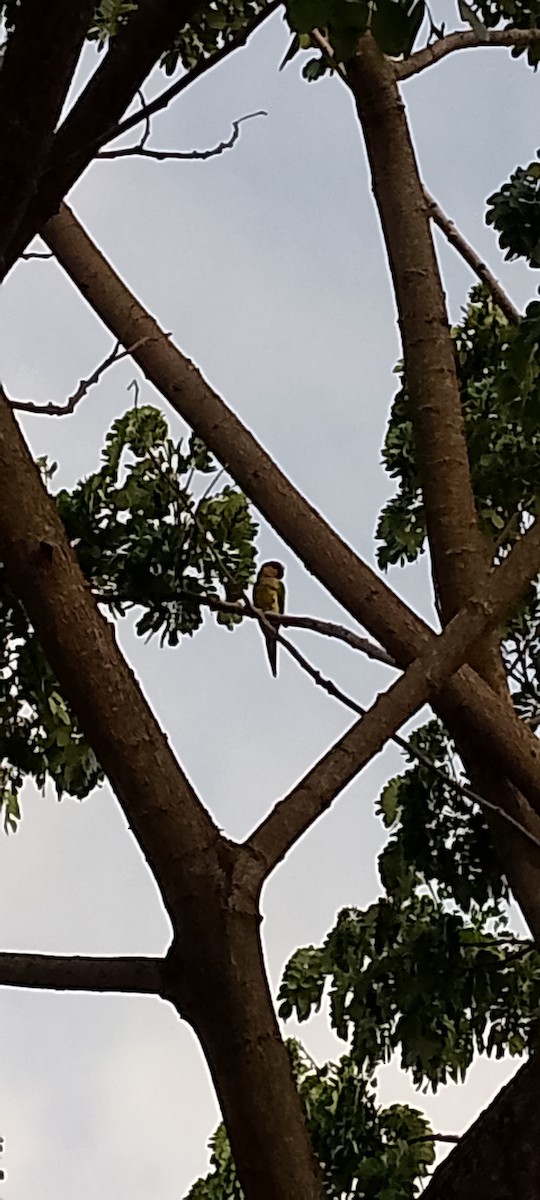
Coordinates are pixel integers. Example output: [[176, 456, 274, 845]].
[[0, 4, 538, 1195]]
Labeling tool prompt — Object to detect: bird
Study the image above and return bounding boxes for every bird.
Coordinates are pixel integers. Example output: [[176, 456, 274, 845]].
[[253, 561, 285, 677]]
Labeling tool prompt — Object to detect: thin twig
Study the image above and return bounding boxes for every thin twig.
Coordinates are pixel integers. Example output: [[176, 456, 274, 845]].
[[396, 26, 540, 81], [424, 188, 521, 324], [88, 3, 281, 157], [7, 338, 151, 416], [97, 111, 266, 161]]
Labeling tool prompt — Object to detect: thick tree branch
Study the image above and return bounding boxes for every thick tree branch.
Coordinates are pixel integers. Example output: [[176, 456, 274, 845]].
[[249, 515, 540, 872], [396, 27, 540, 81], [424, 187, 522, 324], [0, 952, 163, 995], [2, 0, 201, 275], [0, 0, 95, 270], [41, 208, 540, 831], [423, 1054, 540, 1199], [347, 33, 540, 934], [0, 389, 219, 921]]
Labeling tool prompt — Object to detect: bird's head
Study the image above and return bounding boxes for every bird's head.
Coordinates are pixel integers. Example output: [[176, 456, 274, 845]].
[[259, 561, 285, 579]]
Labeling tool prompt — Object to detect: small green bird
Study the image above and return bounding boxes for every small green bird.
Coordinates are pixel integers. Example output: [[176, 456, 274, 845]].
[[253, 561, 285, 677]]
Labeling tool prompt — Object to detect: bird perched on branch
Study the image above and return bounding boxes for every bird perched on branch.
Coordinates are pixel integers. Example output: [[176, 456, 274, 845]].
[[253, 561, 285, 677]]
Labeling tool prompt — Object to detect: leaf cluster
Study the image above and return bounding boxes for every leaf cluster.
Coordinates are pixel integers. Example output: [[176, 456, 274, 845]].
[[487, 157, 540, 268], [377, 720, 509, 911], [279, 895, 540, 1090]]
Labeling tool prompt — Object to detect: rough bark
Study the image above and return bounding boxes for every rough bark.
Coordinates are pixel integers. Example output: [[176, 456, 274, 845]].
[[0, 0, 94, 269], [424, 1054, 540, 1200]]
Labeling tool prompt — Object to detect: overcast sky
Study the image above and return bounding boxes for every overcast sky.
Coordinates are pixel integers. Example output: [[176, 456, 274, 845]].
[[0, 2, 539, 1195]]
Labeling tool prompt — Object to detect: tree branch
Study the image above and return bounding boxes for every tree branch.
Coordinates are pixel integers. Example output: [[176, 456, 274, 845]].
[[0, 388, 219, 922], [41, 203, 540, 826], [97, 111, 266, 161], [424, 188, 521, 323], [396, 27, 540, 81], [0, 952, 163, 995], [347, 32, 540, 935], [349, 35, 488, 621], [93, 592, 398, 666], [248, 514, 540, 873], [7, 339, 151, 416], [0, 0, 95, 271]]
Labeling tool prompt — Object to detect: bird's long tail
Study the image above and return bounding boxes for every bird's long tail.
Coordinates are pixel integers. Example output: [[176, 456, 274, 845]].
[[264, 627, 279, 677]]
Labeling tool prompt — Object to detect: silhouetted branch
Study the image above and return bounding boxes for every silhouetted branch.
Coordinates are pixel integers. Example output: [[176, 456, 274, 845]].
[[97, 111, 266, 161]]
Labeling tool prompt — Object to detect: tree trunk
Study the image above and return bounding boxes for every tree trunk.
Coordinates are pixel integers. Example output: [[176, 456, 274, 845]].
[[165, 897, 326, 1200]]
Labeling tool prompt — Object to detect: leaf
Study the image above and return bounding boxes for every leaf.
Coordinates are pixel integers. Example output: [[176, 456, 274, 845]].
[[457, 0, 489, 39]]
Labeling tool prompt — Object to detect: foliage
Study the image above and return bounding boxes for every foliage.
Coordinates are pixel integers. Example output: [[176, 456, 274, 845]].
[[279, 900, 540, 1089], [186, 1043, 435, 1199], [377, 288, 540, 568], [0, 405, 257, 829], [487, 157, 540, 268]]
